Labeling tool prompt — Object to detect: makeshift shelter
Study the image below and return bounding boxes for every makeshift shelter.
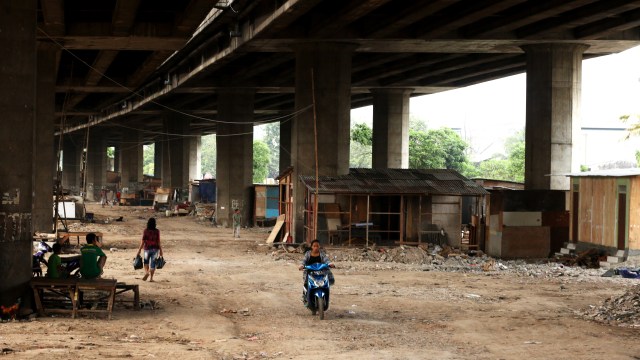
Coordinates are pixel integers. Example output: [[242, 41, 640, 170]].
[[274, 167, 294, 243], [297, 168, 488, 247], [485, 190, 569, 259], [253, 184, 279, 226], [568, 169, 640, 257]]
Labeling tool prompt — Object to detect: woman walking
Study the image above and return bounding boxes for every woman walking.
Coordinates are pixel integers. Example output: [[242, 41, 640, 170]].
[[136, 217, 163, 282]]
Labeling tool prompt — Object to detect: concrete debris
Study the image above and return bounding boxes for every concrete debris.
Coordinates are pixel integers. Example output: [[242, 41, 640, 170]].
[[270, 244, 640, 281], [581, 286, 640, 328]]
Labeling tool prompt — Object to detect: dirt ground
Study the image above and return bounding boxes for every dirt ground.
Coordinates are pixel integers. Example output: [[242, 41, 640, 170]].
[[2, 204, 640, 359]]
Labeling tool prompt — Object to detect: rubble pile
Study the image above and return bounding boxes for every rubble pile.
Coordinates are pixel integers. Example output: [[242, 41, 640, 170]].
[[582, 286, 640, 327], [270, 244, 600, 277]]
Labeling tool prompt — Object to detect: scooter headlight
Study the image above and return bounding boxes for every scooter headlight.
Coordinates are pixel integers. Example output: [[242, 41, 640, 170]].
[[309, 273, 328, 287]]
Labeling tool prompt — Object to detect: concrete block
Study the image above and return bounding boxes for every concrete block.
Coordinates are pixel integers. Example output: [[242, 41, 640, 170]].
[[607, 256, 621, 263], [560, 248, 572, 254], [615, 250, 626, 258], [566, 243, 577, 250], [599, 261, 611, 269]]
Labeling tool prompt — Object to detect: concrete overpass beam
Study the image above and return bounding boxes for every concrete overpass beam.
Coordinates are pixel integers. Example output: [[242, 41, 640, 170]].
[[0, 0, 37, 306], [279, 119, 292, 174], [521, 43, 588, 190], [86, 132, 107, 201], [216, 89, 255, 228], [120, 130, 144, 187], [371, 88, 412, 169], [188, 135, 202, 184], [292, 42, 356, 243], [161, 113, 190, 189], [33, 42, 58, 233], [154, 140, 162, 178], [62, 135, 81, 192]]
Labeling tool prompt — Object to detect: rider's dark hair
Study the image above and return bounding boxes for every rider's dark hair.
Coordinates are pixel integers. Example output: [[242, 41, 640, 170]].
[[86, 232, 96, 244]]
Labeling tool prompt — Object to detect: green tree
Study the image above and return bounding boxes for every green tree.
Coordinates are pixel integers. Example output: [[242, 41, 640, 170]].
[[201, 134, 216, 177], [473, 130, 525, 182], [620, 114, 640, 139], [262, 122, 281, 178], [409, 127, 469, 172], [253, 140, 271, 183], [350, 122, 372, 168], [143, 144, 154, 176], [504, 130, 525, 182], [351, 123, 373, 146]]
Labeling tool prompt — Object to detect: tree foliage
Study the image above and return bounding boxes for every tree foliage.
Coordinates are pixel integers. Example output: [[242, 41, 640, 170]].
[[143, 144, 154, 176], [201, 134, 217, 177], [620, 114, 640, 139], [253, 140, 271, 183], [262, 122, 281, 178], [348, 122, 473, 173], [409, 127, 469, 172], [474, 130, 525, 182], [351, 123, 373, 146], [350, 123, 372, 167]]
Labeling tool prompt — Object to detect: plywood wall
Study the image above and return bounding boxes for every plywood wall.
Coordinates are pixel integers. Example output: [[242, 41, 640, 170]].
[[577, 177, 618, 247], [629, 177, 640, 250]]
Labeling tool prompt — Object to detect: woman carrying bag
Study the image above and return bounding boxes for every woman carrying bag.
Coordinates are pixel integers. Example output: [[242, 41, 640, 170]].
[[136, 217, 163, 282]]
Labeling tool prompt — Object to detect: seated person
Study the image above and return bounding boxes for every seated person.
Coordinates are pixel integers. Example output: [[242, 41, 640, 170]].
[[46, 243, 65, 279], [79, 233, 107, 279]]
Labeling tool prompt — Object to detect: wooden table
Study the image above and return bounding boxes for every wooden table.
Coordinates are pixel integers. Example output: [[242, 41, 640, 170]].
[[75, 279, 117, 319], [30, 277, 118, 319], [30, 278, 77, 317], [58, 231, 103, 246]]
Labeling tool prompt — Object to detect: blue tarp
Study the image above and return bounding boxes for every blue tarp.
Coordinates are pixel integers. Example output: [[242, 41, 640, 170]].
[[618, 268, 640, 279]]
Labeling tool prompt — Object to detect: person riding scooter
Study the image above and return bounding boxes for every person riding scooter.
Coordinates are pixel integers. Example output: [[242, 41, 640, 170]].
[[298, 239, 335, 303]]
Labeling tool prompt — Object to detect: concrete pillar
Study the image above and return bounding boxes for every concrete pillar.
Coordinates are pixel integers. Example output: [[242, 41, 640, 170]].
[[279, 119, 292, 173], [62, 135, 81, 192], [32, 43, 57, 233], [188, 136, 202, 181], [521, 43, 588, 190], [292, 42, 356, 242], [0, 0, 36, 307], [371, 89, 412, 169], [161, 113, 190, 188], [113, 143, 120, 173], [120, 131, 143, 187], [154, 140, 162, 178], [86, 132, 107, 201], [216, 89, 254, 228]]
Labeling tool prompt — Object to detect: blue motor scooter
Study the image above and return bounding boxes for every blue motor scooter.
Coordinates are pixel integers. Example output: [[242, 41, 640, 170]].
[[303, 263, 331, 320]]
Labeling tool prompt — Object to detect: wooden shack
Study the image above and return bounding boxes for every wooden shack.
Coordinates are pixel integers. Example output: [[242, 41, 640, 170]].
[[568, 169, 640, 256], [297, 168, 488, 247]]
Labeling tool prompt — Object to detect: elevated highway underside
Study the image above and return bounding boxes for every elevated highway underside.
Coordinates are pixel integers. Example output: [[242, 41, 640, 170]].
[[45, 0, 640, 141]]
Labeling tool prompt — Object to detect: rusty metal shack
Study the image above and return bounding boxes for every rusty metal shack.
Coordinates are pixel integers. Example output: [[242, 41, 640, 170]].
[[298, 168, 488, 247], [568, 169, 640, 257]]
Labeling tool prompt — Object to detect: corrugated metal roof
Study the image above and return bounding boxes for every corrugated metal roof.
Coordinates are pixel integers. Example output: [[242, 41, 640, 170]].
[[299, 168, 489, 196], [565, 168, 640, 177]]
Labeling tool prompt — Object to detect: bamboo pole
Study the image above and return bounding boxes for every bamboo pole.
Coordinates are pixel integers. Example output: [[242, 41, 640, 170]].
[[311, 68, 319, 241]]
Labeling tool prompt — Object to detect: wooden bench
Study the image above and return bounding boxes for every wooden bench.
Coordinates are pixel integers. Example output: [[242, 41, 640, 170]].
[[30, 278, 131, 319]]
